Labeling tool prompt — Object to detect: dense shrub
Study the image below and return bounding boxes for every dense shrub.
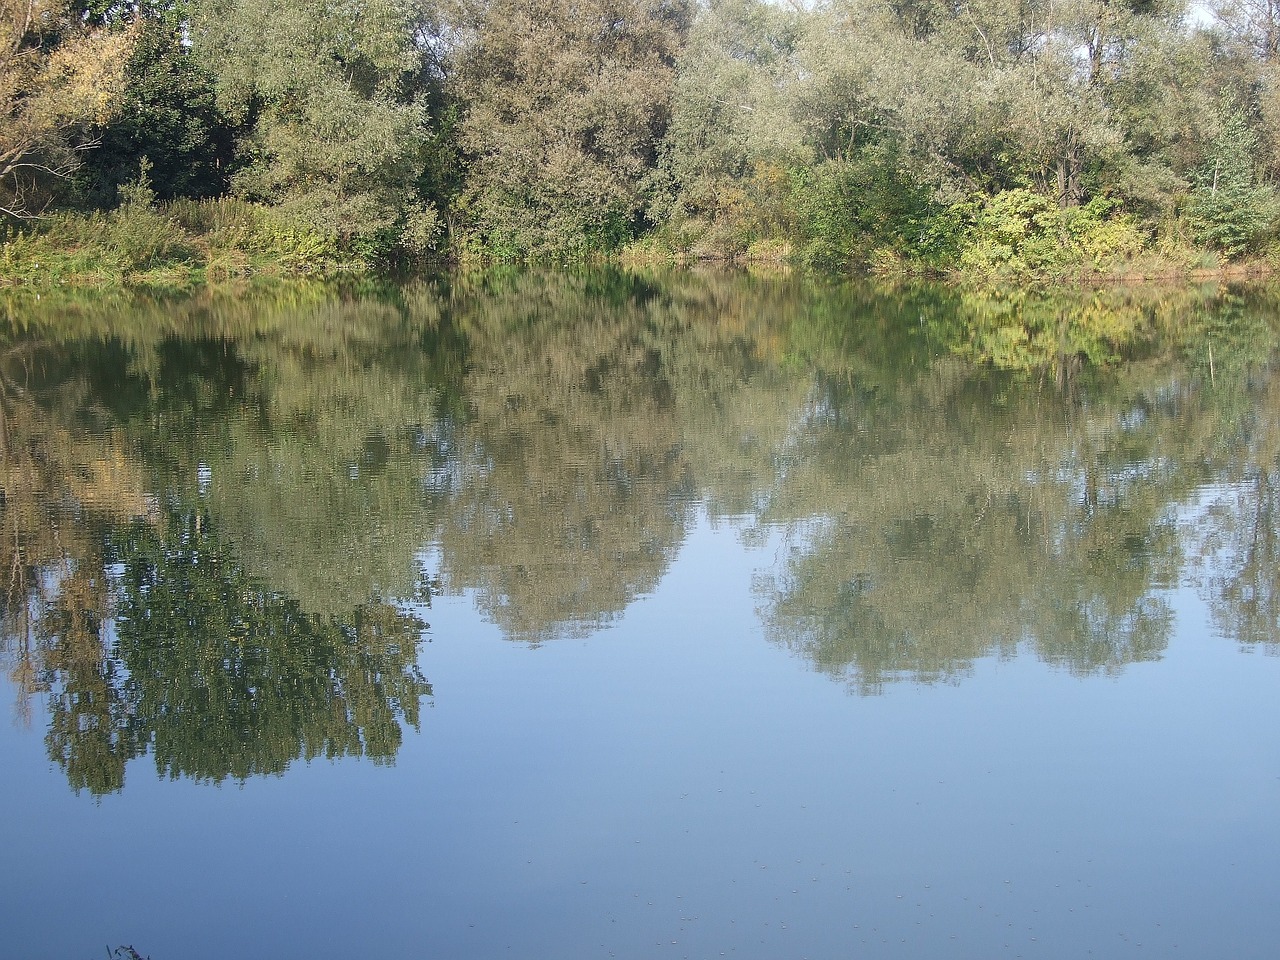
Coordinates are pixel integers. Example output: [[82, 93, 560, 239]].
[[791, 147, 953, 271], [956, 191, 1145, 280]]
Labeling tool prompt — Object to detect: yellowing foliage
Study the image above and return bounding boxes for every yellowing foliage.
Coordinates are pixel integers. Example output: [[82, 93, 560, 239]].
[[1, 0, 134, 218]]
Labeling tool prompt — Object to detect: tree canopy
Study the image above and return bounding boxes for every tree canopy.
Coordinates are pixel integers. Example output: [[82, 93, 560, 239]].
[[5, 0, 1280, 269], [1, 0, 134, 218]]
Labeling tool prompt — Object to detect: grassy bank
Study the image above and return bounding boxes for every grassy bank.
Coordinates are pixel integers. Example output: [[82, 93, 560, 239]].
[[0, 190, 390, 290], [623, 185, 1280, 287], [4, 189, 1277, 290]]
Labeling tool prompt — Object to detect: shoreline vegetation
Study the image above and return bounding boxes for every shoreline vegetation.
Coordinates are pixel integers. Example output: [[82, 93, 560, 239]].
[[4, 188, 1278, 290], [3, 253, 1270, 383], [6, 1, 1280, 290]]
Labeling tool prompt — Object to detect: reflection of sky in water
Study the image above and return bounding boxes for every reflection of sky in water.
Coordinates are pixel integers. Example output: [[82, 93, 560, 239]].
[[3, 509, 1279, 959]]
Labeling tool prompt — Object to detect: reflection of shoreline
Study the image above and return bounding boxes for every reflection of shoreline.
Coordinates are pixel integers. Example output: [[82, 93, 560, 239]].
[[3, 270, 1279, 795]]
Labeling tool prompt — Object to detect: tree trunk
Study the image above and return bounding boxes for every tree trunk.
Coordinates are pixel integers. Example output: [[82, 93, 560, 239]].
[[1055, 133, 1083, 208]]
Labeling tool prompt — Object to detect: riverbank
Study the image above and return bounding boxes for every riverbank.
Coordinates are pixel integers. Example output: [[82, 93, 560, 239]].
[[3, 196, 1277, 291], [0, 195, 388, 291], [620, 241, 1280, 287]]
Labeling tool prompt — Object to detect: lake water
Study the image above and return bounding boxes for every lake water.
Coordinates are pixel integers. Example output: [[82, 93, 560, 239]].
[[2, 270, 1278, 959]]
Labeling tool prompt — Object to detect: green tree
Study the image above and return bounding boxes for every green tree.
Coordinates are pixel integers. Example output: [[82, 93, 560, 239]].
[[651, 0, 805, 256], [76, 15, 240, 207], [1186, 108, 1278, 257], [449, 0, 691, 257], [791, 145, 952, 269], [1213, 0, 1280, 60], [188, 0, 441, 257]]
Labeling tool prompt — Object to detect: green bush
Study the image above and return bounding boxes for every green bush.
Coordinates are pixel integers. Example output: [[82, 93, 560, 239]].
[[956, 190, 1145, 279], [0, 196, 355, 286], [1185, 110, 1279, 260], [650, 162, 796, 262], [107, 177, 197, 270], [0, 203, 193, 283], [791, 146, 954, 272], [169, 197, 344, 270]]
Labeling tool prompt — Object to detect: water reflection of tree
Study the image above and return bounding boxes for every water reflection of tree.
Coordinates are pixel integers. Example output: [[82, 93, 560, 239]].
[[436, 271, 698, 642], [7, 272, 1280, 731], [35, 509, 430, 795], [89, 512, 428, 787], [1, 339, 152, 745], [1, 309, 434, 795], [760, 452, 1169, 687], [13, 505, 431, 796], [755, 326, 1187, 691], [99, 287, 458, 618], [436, 269, 877, 642], [1177, 295, 1280, 652], [757, 283, 1280, 688], [1197, 476, 1280, 650]]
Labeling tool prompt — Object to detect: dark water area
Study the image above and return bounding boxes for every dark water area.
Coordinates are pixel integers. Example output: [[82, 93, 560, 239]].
[[2, 270, 1278, 959]]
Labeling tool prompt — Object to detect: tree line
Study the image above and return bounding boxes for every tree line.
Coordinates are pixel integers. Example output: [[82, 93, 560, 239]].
[[5, 0, 1280, 274]]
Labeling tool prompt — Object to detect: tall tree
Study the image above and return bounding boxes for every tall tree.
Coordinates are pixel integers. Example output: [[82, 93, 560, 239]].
[[652, 0, 805, 252], [188, 0, 441, 255], [1214, 0, 1280, 60], [449, 0, 691, 256], [1186, 107, 1278, 257]]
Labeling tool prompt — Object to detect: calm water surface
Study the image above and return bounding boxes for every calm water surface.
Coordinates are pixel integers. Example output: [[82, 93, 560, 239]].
[[2, 270, 1278, 959]]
